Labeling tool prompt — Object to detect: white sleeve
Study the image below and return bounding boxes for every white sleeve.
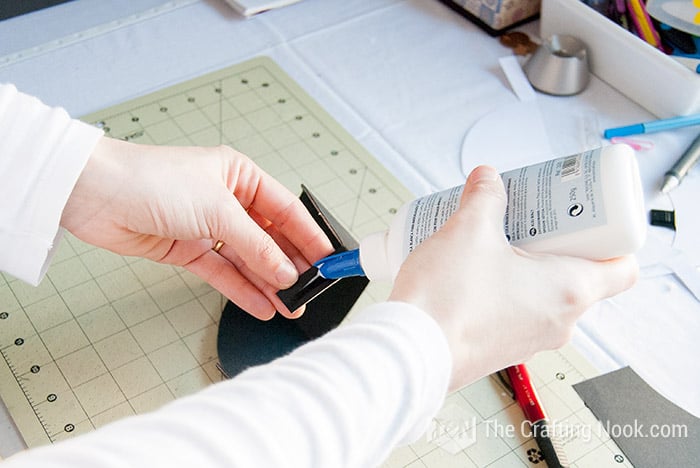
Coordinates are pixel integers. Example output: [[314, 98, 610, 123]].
[[0, 84, 103, 285], [2, 301, 452, 468]]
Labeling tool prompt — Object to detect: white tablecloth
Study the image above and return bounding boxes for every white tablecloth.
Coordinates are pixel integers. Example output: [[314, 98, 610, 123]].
[[1, 0, 698, 456]]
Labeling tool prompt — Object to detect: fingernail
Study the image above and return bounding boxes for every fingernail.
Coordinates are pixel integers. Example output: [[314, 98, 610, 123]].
[[276, 261, 298, 287], [470, 166, 499, 183]]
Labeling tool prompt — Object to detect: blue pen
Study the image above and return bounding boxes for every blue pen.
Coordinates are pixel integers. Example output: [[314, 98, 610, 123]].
[[604, 113, 700, 138]]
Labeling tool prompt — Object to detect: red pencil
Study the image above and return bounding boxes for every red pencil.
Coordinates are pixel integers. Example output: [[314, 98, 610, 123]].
[[506, 364, 570, 468]]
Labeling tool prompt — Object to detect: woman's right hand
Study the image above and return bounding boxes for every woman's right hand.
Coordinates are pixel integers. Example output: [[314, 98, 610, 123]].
[[389, 165, 638, 391]]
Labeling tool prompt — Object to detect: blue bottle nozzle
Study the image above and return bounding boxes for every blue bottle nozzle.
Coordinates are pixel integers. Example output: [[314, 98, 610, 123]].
[[313, 249, 365, 279]]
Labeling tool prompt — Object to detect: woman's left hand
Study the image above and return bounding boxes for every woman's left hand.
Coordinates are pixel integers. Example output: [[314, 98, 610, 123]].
[[61, 137, 334, 320]]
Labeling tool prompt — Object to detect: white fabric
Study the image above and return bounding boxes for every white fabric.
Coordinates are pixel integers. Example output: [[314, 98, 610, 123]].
[[2, 302, 451, 467], [0, 0, 698, 449], [0, 84, 103, 285]]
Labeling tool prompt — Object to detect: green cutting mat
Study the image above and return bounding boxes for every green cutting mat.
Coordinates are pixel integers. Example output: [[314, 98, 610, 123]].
[[0, 56, 411, 448]]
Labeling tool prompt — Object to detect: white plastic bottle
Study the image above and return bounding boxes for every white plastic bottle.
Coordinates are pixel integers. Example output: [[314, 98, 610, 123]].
[[354, 144, 646, 281]]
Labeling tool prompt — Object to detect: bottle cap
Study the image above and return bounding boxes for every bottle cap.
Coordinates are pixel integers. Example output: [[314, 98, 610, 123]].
[[359, 231, 392, 281]]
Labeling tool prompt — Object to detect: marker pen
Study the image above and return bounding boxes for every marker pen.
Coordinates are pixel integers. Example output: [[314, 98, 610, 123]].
[[604, 113, 700, 138]]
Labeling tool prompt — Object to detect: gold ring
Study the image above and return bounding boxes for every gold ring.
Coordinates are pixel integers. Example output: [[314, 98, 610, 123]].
[[212, 240, 225, 253]]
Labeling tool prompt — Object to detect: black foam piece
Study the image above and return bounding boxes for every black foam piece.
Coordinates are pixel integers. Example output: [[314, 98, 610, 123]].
[[0, 0, 72, 20], [574, 367, 700, 468], [216, 186, 369, 377]]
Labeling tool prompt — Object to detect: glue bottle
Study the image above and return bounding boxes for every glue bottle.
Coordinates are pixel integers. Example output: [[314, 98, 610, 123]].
[[314, 145, 646, 282]]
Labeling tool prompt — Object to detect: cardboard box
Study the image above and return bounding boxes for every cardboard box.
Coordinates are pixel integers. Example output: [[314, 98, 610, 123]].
[[540, 0, 700, 117], [439, 0, 541, 35]]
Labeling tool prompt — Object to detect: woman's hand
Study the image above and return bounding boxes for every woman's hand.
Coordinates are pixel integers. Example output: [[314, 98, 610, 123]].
[[390, 166, 639, 391], [61, 137, 334, 320]]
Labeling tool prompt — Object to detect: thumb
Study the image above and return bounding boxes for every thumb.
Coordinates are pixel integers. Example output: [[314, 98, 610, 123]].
[[456, 165, 507, 230]]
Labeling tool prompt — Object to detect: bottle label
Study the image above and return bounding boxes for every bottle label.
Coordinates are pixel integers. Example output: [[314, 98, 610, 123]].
[[402, 149, 606, 252], [502, 149, 606, 246], [405, 185, 463, 253]]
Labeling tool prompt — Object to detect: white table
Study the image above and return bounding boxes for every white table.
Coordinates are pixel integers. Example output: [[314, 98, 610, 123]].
[[1, 0, 698, 457]]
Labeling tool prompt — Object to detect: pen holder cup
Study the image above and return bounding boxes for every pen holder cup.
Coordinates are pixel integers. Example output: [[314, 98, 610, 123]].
[[523, 34, 591, 96], [646, 0, 700, 36]]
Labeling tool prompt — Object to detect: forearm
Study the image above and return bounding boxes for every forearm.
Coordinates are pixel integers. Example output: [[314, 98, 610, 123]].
[[0, 84, 103, 284], [2, 302, 451, 468]]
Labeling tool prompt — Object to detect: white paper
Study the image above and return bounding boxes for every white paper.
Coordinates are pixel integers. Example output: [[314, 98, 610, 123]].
[[224, 0, 303, 16]]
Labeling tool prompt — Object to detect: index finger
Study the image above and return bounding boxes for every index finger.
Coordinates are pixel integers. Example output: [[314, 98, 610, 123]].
[[248, 172, 334, 263]]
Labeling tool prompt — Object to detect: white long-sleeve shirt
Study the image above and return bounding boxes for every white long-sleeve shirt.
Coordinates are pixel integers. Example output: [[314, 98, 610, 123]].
[[0, 84, 451, 467], [0, 84, 103, 285]]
